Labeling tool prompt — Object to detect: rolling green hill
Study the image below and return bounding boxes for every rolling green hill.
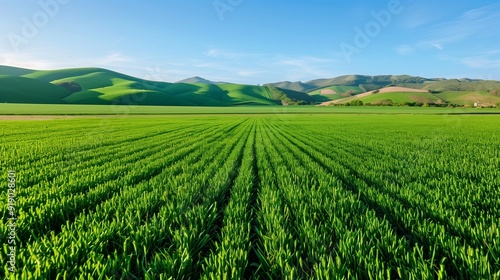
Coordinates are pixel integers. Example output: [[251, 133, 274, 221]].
[[265, 86, 314, 105], [0, 66, 305, 106], [340, 91, 444, 105], [323, 86, 500, 107], [269, 75, 435, 93], [0, 65, 36, 76], [266, 81, 316, 92], [308, 85, 365, 102], [270, 74, 500, 99], [0, 75, 70, 104], [434, 91, 500, 106], [1, 65, 499, 107]]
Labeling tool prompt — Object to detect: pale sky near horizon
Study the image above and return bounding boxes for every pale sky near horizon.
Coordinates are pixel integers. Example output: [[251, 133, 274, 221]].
[[1, 0, 499, 84]]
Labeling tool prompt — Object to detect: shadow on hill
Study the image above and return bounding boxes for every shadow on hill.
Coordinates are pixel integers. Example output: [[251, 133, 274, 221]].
[[162, 83, 203, 95], [194, 85, 232, 105], [64, 90, 109, 104], [280, 88, 314, 103], [310, 95, 332, 103], [110, 90, 197, 106], [132, 80, 172, 92], [166, 83, 234, 105], [237, 86, 281, 105], [200, 84, 232, 102], [0, 76, 70, 104]]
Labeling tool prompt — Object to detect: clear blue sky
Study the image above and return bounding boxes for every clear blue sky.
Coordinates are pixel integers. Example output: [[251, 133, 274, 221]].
[[1, 0, 499, 84]]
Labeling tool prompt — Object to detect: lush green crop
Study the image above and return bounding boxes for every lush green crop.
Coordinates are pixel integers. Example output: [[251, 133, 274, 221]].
[[1, 114, 498, 279], [2, 103, 500, 115]]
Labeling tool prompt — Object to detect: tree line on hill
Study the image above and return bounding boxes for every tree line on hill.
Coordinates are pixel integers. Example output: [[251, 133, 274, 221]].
[[330, 100, 499, 108]]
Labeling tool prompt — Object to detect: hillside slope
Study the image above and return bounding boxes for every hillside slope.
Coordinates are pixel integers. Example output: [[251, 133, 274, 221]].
[[321, 86, 500, 106], [0, 66, 309, 106], [0, 75, 70, 104], [1, 65, 499, 106], [270, 74, 500, 97]]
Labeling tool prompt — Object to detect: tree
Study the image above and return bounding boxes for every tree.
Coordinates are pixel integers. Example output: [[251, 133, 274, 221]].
[[55, 81, 82, 93], [349, 100, 364, 106]]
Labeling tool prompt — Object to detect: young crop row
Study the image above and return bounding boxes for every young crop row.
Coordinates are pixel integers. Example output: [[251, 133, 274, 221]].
[[1, 115, 498, 279], [264, 115, 498, 278], [0, 119, 237, 244], [2, 117, 251, 278]]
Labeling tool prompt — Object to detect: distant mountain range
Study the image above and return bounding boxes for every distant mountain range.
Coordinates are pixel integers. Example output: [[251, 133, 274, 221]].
[[267, 74, 496, 93], [266, 74, 500, 106], [1, 65, 499, 107]]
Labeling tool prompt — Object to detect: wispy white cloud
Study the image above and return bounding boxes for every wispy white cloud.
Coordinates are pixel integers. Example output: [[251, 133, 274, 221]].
[[237, 69, 266, 77], [136, 64, 195, 83], [0, 50, 60, 69], [431, 43, 443, 50], [0, 45, 341, 84], [275, 56, 336, 80], [193, 61, 229, 69], [200, 48, 340, 83], [0, 49, 168, 82], [402, 3, 441, 29], [203, 48, 260, 59], [461, 51, 500, 69], [416, 42, 443, 51], [0, 49, 137, 71], [278, 56, 335, 66], [203, 48, 226, 58], [396, 45, 415, 55], [418, 4, 500, 50], [93, 51, 135, 65]]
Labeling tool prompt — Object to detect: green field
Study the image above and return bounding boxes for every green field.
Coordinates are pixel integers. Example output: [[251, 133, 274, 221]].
[[1, 114, 499, 279], [435, 91, 500, 106], [308, 86, 365, 102], [2, 103, 500, 115], [334, 91, 444, 105]]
